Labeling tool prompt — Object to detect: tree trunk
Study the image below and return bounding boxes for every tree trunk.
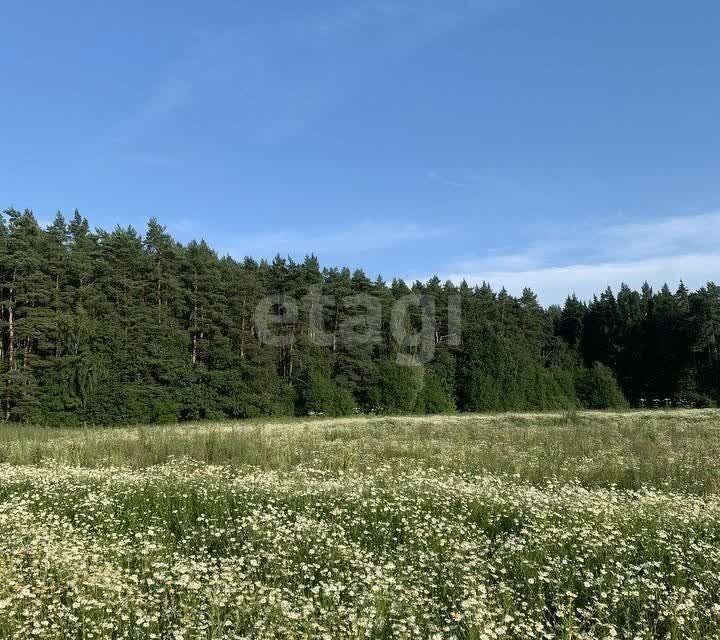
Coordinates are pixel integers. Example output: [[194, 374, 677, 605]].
[[332, 303, 339, 352], [8, 297, 14, 371], [55, 275, 61, 357], [191, 300, 199, 364], [240, 297, 246, 359], [157, 259, 162, 325]]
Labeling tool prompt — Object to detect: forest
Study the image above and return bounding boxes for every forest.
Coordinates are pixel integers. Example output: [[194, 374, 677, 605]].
[[1, 206, 718, 425]]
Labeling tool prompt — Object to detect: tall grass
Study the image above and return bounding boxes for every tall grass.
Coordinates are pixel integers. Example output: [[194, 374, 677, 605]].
[[1, 410, 720, 638], [2, 410, 719, 492]]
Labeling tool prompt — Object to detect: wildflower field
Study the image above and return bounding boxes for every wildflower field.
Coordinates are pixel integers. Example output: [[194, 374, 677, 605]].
[[2, 411, 720, 639]]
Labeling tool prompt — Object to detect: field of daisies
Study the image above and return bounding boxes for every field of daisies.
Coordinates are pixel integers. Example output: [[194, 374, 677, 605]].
[[2, 411, 720, 639]]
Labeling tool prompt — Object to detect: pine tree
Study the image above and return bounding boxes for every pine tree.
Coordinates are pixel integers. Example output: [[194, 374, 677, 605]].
[[0, 204, 718, 423]]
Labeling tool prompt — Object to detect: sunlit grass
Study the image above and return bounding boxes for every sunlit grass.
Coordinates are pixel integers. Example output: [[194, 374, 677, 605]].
[[1, 410, 720, 638]]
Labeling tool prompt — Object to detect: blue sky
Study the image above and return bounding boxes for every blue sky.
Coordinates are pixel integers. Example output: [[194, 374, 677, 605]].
[[2, 0, 719, 304]]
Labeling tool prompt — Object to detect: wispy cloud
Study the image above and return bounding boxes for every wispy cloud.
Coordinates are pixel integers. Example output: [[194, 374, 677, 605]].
[[105, 30, 241, 146], [426, 169, 478, 188], [604, 211, 720, 259], [218, 220, 445, 261], [133, 79, 192, 127], [112, 150, 183, 168], [106, 1, 516, 148], [299, 1, 512, 42], [424, 210, 720, 304], [107, 79, 188, 146]]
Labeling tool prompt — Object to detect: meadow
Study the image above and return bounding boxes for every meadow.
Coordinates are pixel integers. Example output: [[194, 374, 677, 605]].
[[1, 410, 720, 638]]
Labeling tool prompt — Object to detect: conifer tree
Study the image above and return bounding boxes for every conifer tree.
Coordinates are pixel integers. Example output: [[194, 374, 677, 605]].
[[0, 206, 716, 422]]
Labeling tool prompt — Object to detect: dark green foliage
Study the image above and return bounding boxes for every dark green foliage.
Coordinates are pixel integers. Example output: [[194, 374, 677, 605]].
[[575, 363, 628, 409], [376, 361, 426, 414], [298, 368, 356, 416], [0, 207, 716, 424]]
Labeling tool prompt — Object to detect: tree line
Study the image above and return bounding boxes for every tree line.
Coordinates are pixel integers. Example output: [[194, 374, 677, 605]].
[[1, 207, 718, 425]]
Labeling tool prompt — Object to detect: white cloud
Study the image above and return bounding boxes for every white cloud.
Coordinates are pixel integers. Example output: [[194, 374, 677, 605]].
[[431, 210, 720, 305], [604, 210, 720, 258], [441, 254, 720, 305]]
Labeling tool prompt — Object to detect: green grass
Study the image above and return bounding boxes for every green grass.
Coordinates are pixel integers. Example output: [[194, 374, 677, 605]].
[[1, 410, 720, 638], [3, 410, 720, 492]]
